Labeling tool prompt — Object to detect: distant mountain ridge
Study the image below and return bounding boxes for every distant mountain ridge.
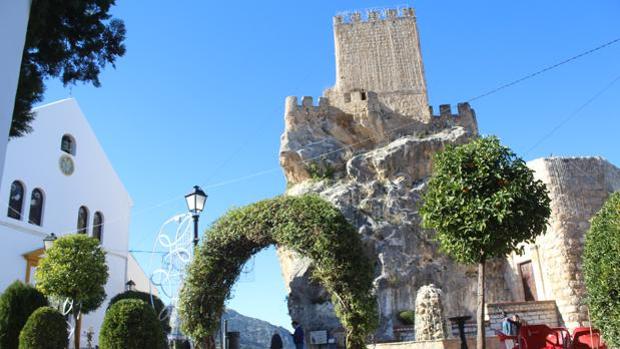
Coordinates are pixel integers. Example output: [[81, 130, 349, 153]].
[[219, 309, 294, 349]]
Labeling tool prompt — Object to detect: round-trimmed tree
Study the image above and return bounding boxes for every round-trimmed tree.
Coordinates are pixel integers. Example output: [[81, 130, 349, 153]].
[[420, 136, 550, 349], [108, 290, 170, 335], [0, 280, 48, 349], [18, 306, 67, 349], [35, 234, 108, 349], [179, 195, 377, 349], [99, 299, 166, 349], [584, 192, 620, 348]]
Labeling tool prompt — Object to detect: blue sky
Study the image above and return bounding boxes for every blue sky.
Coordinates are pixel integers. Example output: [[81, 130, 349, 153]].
[[40, 1, 620, 330]]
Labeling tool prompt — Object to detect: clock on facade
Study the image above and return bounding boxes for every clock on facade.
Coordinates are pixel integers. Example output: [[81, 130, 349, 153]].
[[59, 154, 74, 175]]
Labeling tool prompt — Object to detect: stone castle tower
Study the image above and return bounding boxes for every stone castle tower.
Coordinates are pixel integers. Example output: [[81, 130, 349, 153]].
[[278, 7, 492, 342], [278, 6, 620, 345]]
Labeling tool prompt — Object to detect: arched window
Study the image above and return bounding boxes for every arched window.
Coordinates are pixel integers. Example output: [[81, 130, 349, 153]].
[[28, 188, 44, 226], [61, 134, 75, 155], [7, 181, 24, 220], [77, 206, 89, 234], [93, 212, 103, 242]]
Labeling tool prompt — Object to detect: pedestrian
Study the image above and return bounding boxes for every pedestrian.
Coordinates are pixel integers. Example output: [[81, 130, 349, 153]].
[[292, 321, 305, 349], [270, 332, 284, 349], [501, 312, 515, 349]]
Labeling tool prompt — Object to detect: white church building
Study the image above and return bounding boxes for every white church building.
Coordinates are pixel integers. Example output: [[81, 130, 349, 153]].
[[0, 98, 152, 347]]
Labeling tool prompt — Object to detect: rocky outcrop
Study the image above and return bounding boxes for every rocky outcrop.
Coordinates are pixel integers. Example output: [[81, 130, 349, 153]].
[[276, 7, 512, 342], [219, 309, 294, 349]]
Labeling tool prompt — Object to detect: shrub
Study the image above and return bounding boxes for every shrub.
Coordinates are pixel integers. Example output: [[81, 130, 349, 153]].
[[18, 307, 67, 349], [108, 290, 170, 335], [398, 310, 415, 326], [584, 192, 620, 348], [0, 280, 48, 349], [99, 299, 166, 349]]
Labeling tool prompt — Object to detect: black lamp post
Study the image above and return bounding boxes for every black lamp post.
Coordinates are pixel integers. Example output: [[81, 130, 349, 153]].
[[185, 185, 208, 246], [125, 279, 136, 291], [43, 233, 57, 251]]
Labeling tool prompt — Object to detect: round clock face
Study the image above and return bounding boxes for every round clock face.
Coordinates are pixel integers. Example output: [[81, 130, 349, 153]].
[[59, 155, 74, 176]]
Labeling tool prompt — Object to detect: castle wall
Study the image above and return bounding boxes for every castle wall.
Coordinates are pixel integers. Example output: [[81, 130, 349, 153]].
[[519, 157, 620, 329]]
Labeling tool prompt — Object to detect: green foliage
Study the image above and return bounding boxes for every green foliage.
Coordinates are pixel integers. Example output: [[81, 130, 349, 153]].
[[35, 234, 109, 313], [12, 0, 126, 138], [305, 161, 335, 180], [99, 299, 166, 349], [18, 307, 67, 349], [108, 291, 171, 335], [0, 280, 48, 349], [584, 192, 620, 348], [420, 136, 551, 264], [397, 310, 415, 326], [179, 195, 377, 348]]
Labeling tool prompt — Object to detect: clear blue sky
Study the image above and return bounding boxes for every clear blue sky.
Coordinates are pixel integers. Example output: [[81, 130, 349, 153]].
[[40, 1, 620, 330]]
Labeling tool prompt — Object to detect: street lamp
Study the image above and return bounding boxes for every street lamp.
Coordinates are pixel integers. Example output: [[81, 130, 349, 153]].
[[125, 279, 136, 291], [185, 185, 208, 246], [43, 233, 57, 251]]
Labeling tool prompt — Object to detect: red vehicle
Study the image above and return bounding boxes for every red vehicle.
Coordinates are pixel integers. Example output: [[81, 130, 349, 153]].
[[496, 325, 607, 349]]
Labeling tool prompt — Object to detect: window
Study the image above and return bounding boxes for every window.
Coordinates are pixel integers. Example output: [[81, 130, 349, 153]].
[[61, 134, 75, 155], [77, 206, 89, 234], [93, 212, 103, 242], [7, 181, 24, 220], [28, 188, 44, 226]]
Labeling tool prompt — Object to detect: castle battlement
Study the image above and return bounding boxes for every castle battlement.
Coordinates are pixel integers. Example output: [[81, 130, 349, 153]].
[[285, 96, 329, 115], [429, 103, 474, 119], [333, 7, 415, 25], [429, 103, 478, 135]]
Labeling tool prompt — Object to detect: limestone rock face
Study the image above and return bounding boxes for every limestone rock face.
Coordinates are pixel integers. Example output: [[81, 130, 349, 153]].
[[277, 95, 511, 340], [219, 309, 294, 349], [414, 284, 447, 341]]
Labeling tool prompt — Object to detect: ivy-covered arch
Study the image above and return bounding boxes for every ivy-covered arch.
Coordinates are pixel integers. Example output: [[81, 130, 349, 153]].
[[178, 195, 378, 348]]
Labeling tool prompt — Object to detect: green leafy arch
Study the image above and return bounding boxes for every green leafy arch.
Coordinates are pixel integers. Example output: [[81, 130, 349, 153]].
[[179, 195, 378, 348]]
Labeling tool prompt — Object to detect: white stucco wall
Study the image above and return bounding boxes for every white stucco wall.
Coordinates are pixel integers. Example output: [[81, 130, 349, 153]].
[[0, 0, 31, 185], [0, 98, 132, 347]]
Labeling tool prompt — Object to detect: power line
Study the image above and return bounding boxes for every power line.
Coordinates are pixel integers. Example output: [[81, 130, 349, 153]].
[[467, 37, 620, 102], [524, 73, 620, 156]]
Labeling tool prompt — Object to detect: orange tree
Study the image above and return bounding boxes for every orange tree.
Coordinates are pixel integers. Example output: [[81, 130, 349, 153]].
[[179, 195, 377, 348], [421, 136, 550, 349]]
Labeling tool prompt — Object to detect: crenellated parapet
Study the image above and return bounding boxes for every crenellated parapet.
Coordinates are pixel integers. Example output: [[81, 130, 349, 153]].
[[429, 102, 478, 135], [334, 7, 416, 25]]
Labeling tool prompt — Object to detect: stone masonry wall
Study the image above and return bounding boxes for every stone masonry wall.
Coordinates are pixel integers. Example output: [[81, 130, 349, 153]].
[[333, 8, 427, 96], [487, 301, 560, 334], [524, 157, 620, 329]]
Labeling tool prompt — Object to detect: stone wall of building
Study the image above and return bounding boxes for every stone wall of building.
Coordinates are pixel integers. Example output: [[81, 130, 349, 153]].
[[520, 157, 620, 329], [487, 301, 560, 334]]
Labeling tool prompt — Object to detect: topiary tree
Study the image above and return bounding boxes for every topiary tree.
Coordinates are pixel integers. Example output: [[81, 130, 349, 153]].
[[179, 195, 377, 349], [35, 234, 108, 349], [420, 136, 550, 349], [99, 299, 166, 349], [18, 306, 67, 349], [0, 280, 48, 349], [108, 290, 171, 336], [584, 192, 620, 348], [12, 0, 126, 138]]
